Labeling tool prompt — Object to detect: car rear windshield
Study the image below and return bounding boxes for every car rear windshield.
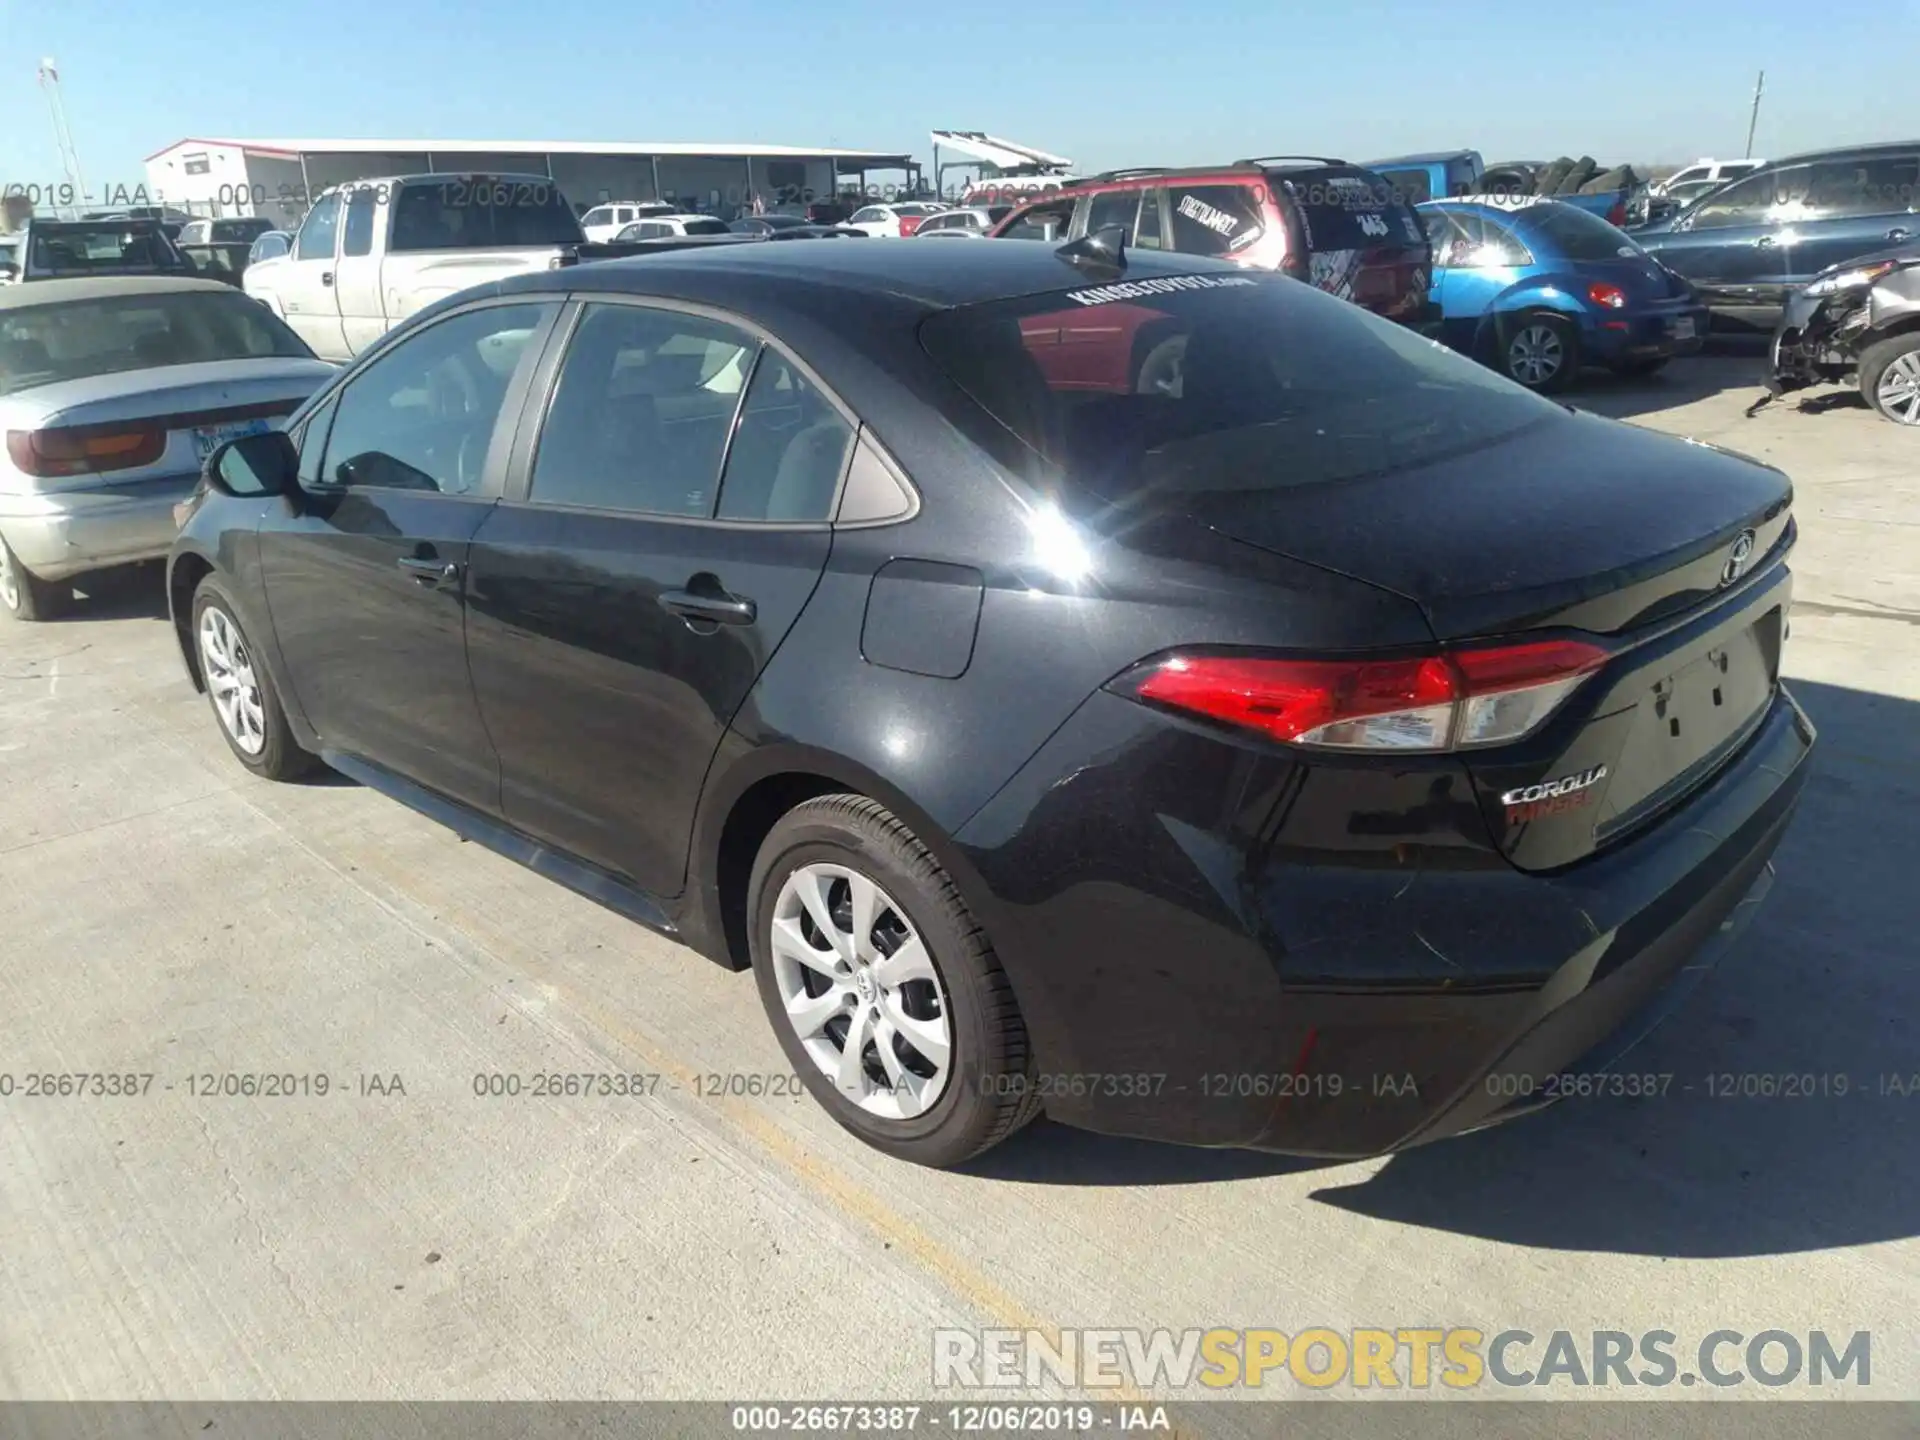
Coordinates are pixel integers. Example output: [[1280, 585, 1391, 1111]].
[[918, 273, 1558, 503], [389, 178, 584, 251], [682, 218, 732, 236], [1520, 202, 1643, 260], [1272, 168, 1428, 251], [25, 222, 189, 277], [0, 290, 314, 396]]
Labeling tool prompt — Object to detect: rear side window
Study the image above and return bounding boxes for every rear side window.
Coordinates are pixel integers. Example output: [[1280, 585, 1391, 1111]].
[[716, 350, 853, 522], [1276, 169, 1426, 251], [1165, 184, 1266, 258], [919, 276, 1556, 499], [1801, 156, 1920, 220], [1084, 189, 1143, 239]]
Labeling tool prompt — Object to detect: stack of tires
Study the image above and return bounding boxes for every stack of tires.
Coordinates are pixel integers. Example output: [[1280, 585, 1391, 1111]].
[[1479, 157, 1641, 200]]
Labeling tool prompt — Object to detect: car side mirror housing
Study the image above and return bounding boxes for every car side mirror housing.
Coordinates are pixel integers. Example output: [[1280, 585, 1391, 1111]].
[[206, 430, 300, 499]]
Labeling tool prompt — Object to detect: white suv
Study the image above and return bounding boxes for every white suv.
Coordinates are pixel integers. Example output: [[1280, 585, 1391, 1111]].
[[580, 201, 676, 242], [1652, 158, 1767, 196]]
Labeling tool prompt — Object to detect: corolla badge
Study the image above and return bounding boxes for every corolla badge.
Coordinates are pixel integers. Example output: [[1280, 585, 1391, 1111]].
[[1502, 764, 1608, 825], [1720, 529, 1758, 587]]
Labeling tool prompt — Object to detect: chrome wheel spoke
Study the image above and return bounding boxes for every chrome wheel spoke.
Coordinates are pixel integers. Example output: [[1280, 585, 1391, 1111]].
[[792, 869, 849, 963], [883, 992, 950, 1071], [771, 915, 842, 982], [785, 983, 847, 1041], [871, 934, 933, 989], [845, 870, 882, 963]]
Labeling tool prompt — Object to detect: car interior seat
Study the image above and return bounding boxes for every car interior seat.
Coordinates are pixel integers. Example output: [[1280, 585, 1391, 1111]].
[[760, 420, 853, 521]]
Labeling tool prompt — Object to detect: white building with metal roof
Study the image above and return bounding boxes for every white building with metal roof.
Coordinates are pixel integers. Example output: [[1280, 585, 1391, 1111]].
[[144, 138, 920, 227]]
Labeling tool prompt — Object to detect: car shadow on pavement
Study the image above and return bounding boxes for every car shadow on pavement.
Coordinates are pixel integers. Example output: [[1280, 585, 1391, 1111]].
[[56, 564, 171, 623], [1569, 343, 1769, 422], [975, 678, 1919, 1259]]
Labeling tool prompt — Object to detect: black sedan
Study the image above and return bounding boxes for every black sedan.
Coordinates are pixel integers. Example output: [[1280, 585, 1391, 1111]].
[[168, 239, 1814, 1168]]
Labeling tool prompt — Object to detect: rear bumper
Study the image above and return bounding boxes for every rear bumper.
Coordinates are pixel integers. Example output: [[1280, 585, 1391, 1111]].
[[957, 681, 1815, 1158], [1581, 303, 1710, 362], [0, 474, 197, 581]]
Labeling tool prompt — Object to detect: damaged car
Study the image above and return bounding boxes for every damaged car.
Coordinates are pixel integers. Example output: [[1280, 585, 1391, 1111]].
[[1764, 239, 1920, 425]]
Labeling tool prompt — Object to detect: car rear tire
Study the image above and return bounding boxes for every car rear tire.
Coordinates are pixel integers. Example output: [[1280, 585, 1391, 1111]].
[[192, 576, 317, 780], [747, 794, 1041, 1167], [0, 537, 71, 621], [1858, 333, 1920, 425], [1501, 312, 1579, 392]]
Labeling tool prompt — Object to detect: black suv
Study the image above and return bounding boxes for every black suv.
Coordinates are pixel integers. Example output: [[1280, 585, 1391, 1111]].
[[990, 157, 1435, 327]]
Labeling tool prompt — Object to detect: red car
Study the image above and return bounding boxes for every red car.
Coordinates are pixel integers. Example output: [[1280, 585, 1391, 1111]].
[[991, 158, 1436, 327]]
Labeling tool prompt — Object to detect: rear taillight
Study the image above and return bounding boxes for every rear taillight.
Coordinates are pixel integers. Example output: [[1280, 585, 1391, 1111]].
[[1111, 638, 1610, 752], [7, 424, 167, 478], [1587, 281, 1627, 309]]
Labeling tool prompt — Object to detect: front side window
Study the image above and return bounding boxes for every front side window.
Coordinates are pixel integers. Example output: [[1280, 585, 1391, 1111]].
[[1687, 165, 1811, 230], [1166, 184, 1266, 258], [852, 208, 885, 224], [1001, 199, 1075, 242], [1443, 210, 1531, 267], [0, 290, 314, 396], [317, 303, 550, 494], [716, 349, 853, 522], [582, 207, 612, 227], [529, 304, 757, 516], [295, 193, 341, 260]]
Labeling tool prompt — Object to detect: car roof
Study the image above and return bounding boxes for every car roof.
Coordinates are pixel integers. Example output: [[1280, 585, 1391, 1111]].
[[1765, 139, 1920, 166], [1366, 151, 1477, 167], [502, 235, 1246, 311], [0, 275, 236, 309]]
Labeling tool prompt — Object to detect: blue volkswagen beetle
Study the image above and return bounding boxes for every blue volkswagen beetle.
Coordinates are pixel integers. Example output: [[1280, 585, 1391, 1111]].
[[1418, 198, 1709, 392]]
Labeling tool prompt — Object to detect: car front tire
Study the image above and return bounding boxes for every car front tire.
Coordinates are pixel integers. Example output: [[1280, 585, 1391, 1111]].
[[0, 537, 71, 621], [192, 576, 317, 780], [748, 794, 1041, 1167], [1859, 333, 1920, 425]]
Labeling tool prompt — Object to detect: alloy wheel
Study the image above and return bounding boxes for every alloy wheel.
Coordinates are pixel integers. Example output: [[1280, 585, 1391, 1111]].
[[769, 862, 952, 1120], [198, 606, 267, 755], [1507, 323, 1565, 387], [1876, 351, 1920, 425]]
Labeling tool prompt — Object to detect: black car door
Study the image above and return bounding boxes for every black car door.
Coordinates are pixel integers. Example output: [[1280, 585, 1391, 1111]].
[[258, 299, 562, 811], [463, 299, 848, 898]]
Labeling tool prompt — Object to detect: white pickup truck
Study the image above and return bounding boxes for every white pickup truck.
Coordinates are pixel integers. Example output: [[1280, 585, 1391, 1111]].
[[244, 173, 647, 362]]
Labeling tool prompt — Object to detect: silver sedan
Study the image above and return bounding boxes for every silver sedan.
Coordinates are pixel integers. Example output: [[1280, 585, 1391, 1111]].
[[1, 275, 335, 620]]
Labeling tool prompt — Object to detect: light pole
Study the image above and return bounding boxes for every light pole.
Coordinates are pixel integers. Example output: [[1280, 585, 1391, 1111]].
[[38, 59, 89, 216], [1745, 70, 1765, 160]]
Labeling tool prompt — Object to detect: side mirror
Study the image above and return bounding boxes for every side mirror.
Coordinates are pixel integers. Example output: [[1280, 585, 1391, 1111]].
[[206, 430, 299, 499], [0, 261, 17, 280]]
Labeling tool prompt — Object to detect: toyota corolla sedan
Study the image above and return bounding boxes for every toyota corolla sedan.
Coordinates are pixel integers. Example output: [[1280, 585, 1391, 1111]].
[[2, 276, 334, 619], [168, 240, 1813, 1168]]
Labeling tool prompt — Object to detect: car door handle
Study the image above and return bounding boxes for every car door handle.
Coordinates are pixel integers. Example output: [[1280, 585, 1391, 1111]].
[[659, 586, 756, 626], [321, 271, 334, 286], [398, 556, 459, 586], [1752, 236, 1776, 248], [1890, 228, 1912, 242]]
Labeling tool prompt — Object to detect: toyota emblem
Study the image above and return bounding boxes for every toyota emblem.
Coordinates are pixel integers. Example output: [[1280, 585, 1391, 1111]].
[[1720, 529, 1758, 587]]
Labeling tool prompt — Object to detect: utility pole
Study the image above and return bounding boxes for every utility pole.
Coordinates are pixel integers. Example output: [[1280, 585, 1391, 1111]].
[[38, 59, 89, 216], [1744, 69, 1765, 159]]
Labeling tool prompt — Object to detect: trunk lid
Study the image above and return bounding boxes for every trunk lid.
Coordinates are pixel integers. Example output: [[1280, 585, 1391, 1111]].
[[1188, 409, 1791, 640], [1192, 410, 1794, 868]]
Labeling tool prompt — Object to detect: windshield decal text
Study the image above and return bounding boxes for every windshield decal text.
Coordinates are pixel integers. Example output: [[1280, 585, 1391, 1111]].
[[1063, 274, 1259, 306]]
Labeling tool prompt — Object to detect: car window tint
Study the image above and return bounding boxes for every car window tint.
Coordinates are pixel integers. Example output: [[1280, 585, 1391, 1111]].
[[1135, 191, 1165, 250], [318, 303, 549, 494], [530, 303, 757, 516], [1688, 165, 1811, 229], [716, 350, 853, 522], [1166, 184, 1266, 258], [341, 188, 378, 258], [1521, 202, 1639, 260], [1084, 190, 1141, 239], [1800, 157, 1920, 220], [295, 193, 341, 260], [295, 396, 338, 489], [1002, 200, 1074, 242], [921, 278, 1559, 500]]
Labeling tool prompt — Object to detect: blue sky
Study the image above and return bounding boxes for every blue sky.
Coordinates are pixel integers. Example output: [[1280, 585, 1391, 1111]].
[[3, 0, 1914, 200]]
